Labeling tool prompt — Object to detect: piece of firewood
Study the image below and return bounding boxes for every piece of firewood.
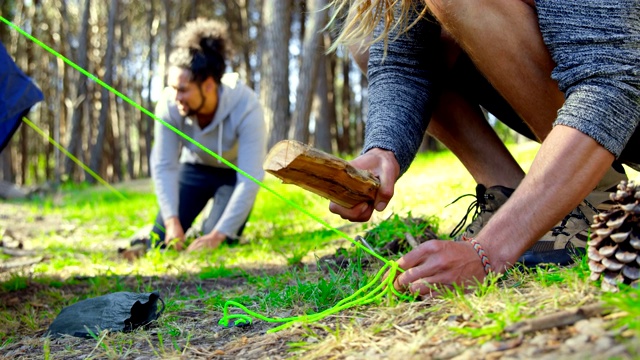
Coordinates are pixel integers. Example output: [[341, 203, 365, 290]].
[[264, 140, 380, 208]]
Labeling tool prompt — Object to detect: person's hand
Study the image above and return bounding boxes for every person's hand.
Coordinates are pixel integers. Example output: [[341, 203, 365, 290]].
[[187, 230, 226, 252], [393, 240, 489, 297], [329, 148, 400, 222], [164, 217, 185, 251]]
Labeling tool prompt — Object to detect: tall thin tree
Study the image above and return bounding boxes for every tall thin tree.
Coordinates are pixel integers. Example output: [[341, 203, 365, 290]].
[[63, 0, 91, 180], [312, 34, 335, 152], [88, 0, 118, 181], [291, 0, 328, 143], [260, 0, 293, 149]]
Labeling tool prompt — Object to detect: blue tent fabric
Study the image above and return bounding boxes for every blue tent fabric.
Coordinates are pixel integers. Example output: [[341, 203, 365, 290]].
[[0, 41, 44, 152]]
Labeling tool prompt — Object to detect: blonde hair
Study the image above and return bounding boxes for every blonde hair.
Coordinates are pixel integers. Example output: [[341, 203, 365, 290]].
[[327, 0, 429, 52]]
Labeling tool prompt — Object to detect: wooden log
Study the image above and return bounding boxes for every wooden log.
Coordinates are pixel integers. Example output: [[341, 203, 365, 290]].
[[264, 140, 380, 208]]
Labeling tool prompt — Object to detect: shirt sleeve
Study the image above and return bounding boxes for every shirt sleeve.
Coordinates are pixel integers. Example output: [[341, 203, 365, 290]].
[[363, 7, 444, 175], [536, 0, 640, 160], [211, 101, 266, 238], [150, 89, 182, 221]]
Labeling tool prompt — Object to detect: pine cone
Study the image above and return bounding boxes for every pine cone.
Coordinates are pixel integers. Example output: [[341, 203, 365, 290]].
[[588, 180, 640, 292]]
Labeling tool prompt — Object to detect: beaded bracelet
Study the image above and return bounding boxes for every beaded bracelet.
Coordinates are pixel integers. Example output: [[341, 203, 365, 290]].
[[462, 236, 493, 275]]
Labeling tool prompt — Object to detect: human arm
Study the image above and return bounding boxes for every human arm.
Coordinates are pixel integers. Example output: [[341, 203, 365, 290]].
[[186, 229, 226, 252], [149, 89, 184, 246], [393, 0, 640, 296], [330, 7, 444, 221], [395, 126, 614, 295], [191, 99, 266, 249]]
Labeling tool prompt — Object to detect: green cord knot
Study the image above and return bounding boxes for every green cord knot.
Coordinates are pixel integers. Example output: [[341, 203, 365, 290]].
[[218, 261, 417, 333]]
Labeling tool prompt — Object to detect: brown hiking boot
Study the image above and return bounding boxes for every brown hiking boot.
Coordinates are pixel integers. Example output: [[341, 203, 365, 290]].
[[449, 184, 514, 241], [449, 164, 627, 267], [450, 188, 596, 267], [585, 162, 628, 211], [517, 200, 598, 267], [518, 165, 627, 267]]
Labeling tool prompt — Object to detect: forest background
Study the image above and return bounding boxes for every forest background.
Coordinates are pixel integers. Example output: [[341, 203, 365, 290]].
[[0, 0, 520, 189], [3, 2, 640, 359]]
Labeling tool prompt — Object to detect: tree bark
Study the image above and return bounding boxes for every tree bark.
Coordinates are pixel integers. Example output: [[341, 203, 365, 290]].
[[88, 0, 118, 182], [264, 140, 379, 208], [142, 0, 159, 177], [18, 1, 38, 184], [162, 0, 172, 88], [312, 34, 334, 153], [260, 0, 292, 150], [0, 0, 14, 182], [53, 0, 71, 186], [64, 0, 91, 180], [338, 54, 351, 153], [291, 0, 328, 143], [223, 0, 254, 89]]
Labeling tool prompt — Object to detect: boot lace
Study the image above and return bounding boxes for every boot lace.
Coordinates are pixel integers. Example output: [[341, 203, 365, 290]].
[[550, 200, 597, 236], [448, 186, 490, 239]]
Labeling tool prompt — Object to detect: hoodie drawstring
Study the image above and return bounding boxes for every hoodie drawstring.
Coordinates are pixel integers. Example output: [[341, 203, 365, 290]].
[[217, 120, 223, 164]]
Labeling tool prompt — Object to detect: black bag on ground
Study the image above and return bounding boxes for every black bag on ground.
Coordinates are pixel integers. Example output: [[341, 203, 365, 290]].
[[46, 291, 164, 338]]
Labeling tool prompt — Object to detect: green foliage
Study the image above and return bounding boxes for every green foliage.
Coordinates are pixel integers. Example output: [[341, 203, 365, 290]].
[[362, 212, 440, 252], [603, 287, 640, 337], [271, 229, 336, 266], [1, 274, 28, 292], [198, 265, 247, 280]]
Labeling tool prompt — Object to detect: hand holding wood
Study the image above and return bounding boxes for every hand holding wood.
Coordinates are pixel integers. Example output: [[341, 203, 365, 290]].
[[263, 140, 380, 208]]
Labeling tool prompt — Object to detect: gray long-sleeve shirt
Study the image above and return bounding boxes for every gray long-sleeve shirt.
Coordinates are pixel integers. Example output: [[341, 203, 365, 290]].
[[150, 73, 267, 237], [364, 2, 640, 174], [364, 11, 443, 176]]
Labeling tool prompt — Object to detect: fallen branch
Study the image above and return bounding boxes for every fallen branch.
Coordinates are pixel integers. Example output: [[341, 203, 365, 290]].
[[404, 232, 419, 249], [0, 256, 45, 272], [2, 247, 38, 257], [505, 301, 611, 334]]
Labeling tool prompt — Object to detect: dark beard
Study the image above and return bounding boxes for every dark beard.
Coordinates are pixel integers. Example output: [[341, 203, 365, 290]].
[[178, 84, 206, 117]]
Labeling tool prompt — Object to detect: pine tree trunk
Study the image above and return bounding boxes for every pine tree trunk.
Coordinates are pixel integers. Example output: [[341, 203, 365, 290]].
[[291, 0, 328, 143], [312, 35, 334, 153], [260, 0, 292, 150], [64, 0, 91, 179], [88, 0, 118, 183]]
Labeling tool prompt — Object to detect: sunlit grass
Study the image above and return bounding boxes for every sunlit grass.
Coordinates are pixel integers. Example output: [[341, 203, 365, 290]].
[[2, 140, 640, 358]]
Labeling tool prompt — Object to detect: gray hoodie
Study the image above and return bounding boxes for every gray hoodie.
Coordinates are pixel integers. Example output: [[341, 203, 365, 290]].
[[150, 73, 267, 237]]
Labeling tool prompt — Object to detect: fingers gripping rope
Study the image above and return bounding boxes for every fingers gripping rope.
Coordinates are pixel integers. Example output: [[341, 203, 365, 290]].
[[219, 261, 417, 333]]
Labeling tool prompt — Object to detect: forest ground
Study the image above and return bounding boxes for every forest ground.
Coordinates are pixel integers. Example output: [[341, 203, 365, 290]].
[[1, 142, 640, 359]]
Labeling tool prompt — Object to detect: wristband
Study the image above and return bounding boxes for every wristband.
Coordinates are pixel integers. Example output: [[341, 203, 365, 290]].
[[462, 236, 493, 275]]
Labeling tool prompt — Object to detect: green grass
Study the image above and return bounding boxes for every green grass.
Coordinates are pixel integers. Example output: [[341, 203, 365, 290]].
[[1, 141, 640, 358]]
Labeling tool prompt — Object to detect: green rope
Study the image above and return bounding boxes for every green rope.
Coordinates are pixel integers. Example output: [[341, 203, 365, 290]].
[[1, 15, 417, 332], [220, 262, 416, 332], [21, 117, 126, 200]]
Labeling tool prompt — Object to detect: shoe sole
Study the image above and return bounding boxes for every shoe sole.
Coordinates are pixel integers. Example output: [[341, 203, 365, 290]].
[[517, 246, 586, 268]]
